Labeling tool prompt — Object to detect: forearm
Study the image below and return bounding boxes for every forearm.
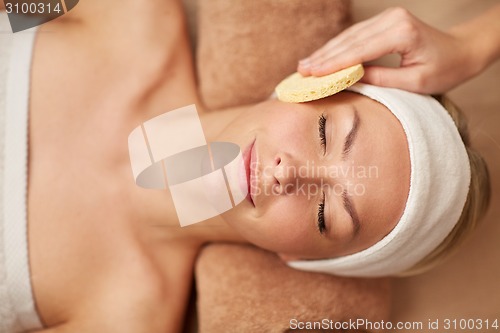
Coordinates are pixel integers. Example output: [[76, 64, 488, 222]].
[[449, 4, 500, 75]]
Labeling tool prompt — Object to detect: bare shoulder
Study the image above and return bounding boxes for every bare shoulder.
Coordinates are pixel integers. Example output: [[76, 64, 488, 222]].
[[33, 313, 167, 333], [58, 0, 186, 29], [36, 261, 184, 333], [35, 0, 189, 79], [32, 233, 200, 333]]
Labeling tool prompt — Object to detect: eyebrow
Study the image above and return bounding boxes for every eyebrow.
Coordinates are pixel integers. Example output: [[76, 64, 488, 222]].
[[343, 109, 362, 235], [326, 108, 362, 237], [342, 190, 361, 236], [341, 108, 360, 160]]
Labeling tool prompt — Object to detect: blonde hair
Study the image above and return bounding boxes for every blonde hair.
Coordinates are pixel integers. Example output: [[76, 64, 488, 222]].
[[398, 96, 491, 276]]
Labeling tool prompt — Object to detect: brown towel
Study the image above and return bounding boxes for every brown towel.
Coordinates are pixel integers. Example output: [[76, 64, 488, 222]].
[[196, 0, 351, 110], [196, 244, 391, 333], [193, 2, 391, 332]]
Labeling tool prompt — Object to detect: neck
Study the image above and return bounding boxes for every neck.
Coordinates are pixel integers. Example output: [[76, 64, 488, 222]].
[[187, 106, 251, 244], [138, 105, 251, 247], [198, 105, 249, 142], [181, 215, 247, 245]]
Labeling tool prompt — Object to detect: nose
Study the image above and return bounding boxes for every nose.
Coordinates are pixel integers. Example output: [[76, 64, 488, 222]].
[[273, 154, 324, 191], [273, 156, 290, 186]]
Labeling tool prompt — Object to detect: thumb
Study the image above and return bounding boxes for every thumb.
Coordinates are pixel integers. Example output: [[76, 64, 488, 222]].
[[361, 66, 428, 94]]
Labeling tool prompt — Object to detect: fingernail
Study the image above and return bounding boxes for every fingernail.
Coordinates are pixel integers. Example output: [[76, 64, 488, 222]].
[[299, 58, 310, 64], [299, 61, 311, 69], [310, 64, 322, 72]]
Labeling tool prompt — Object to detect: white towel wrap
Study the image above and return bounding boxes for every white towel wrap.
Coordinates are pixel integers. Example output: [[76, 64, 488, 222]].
[[288, 83, 471, 277], [1, 13, 43, 333]]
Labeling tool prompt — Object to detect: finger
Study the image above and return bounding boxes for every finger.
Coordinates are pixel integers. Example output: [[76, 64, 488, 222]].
[[305, 18, 379, 61], [361, 66, 429, 93], [305, 19, 384, 66], [304, 8, 400, 63], [307, 29, 407, 76], [301, 30, 386, 75], [297, 63, 313, 76], [306, 20, 414, 75], [306, 7, 423, 70], [308, 32, 389, 75]]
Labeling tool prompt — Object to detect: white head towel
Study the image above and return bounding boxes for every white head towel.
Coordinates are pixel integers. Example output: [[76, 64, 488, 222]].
[[288, 83, 471, 277]]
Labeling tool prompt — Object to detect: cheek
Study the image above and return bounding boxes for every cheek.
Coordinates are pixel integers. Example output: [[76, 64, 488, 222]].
[[224, 196, 312, 252], [257, 197, 315, 253], [263, 109, 312, 147]]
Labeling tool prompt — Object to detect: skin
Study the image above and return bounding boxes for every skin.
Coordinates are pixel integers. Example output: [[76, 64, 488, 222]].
[[1, 1, 408, 332], [27, 1, 212, 332], [298, 5, 500, 94], [216, 93, 411, 260]]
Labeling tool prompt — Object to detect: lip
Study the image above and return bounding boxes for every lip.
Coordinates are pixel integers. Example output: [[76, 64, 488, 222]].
[[242, 139, 256, 206]]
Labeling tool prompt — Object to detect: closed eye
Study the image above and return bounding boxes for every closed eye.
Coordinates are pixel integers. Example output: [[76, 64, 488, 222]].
[[318, 113, 327, 154], [317, 191, 326, 235]]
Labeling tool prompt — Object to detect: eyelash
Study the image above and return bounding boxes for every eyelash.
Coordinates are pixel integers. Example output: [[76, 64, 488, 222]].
[[317, 114, 327, 235], [317, 192, 326, 235], [318, 114, 327, 153]]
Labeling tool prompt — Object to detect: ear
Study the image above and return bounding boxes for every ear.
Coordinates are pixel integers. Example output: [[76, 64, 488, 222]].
[[277, 253, 301, 262]]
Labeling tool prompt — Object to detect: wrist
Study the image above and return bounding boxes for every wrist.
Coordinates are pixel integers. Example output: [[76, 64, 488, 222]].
[[448, 5, 500, 77], [448, 27, 493, 79]]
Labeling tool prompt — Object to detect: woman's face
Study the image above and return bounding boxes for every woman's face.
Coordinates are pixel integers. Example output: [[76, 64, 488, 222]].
[[216, 91, 410, 260]]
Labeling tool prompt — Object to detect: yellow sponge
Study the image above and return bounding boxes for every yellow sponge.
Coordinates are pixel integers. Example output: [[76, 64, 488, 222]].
[[275, 64, 364, 103]]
